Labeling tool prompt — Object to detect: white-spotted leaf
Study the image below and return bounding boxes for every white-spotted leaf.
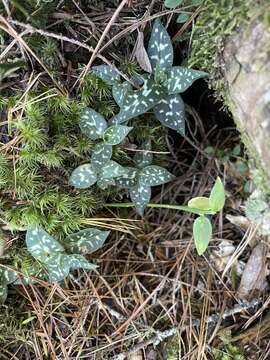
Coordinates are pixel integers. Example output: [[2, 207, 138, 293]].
[[114, 79, 165, 123], [187, 197, 211, 211], [46, 253, 97, 282], [91, 143, 112, 171], [130, 184, 151, 216], [164, 0, 184, 7], [147, 19, 173, 71], [104, 125, 133, 145], [3, 268, 19, 284], [80, 108, 107, 140], [65, 228, 110, 254], [112, 82, 132, 107], [139, 165, 174, 186], [26, 226, 64, 262], [45, 253, 69, 282], [209, 177, 225, 212], [165, 66, 207, 94], [97, 178, 115, 189], [115, 167, 138, 188], [63, 254, 97, 271], [193, 216, 212, 255], [154, 94, 185, 134], [92, 65, 120, 85], [69, 164, 97, 189], [100, 160, 126, 179], [134, 141, 153, 168], [0, 282, 7, 303]]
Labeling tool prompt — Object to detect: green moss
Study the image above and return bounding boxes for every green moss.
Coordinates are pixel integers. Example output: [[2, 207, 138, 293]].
[[189, 0, 251, 94]]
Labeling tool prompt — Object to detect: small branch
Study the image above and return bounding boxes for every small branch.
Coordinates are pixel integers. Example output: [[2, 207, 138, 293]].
[[112, 298, 262, 360]]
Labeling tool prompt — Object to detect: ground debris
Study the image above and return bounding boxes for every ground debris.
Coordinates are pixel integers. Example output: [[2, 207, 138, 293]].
[[237, 243, 268, 299]]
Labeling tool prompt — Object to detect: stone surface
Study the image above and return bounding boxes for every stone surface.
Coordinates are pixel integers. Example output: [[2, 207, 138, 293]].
[[222, 21, 270, 190]]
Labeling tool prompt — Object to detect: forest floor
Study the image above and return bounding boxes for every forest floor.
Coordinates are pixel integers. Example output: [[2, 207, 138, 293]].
[[0, 1, 269, 359]]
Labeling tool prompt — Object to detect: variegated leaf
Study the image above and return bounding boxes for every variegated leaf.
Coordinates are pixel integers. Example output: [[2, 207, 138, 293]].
[[97, 178, 115, 189], [69, 164, 97, 189], [26, 226, 64, 262], [112, 82, 132, 107], [91, 143, 112, 171], [100, 160, 126, 179], [130, 184, 151, 216], [0, 282, 7, 303], [147, 19, 173, 71], [104, 125, 133, 145], [115, 167, 138, 188], [154, 94, 185, 134], [139, 165, 174, 186], [134, 141, 153, 168], [92, 65, 120, 85], [80, 108, 107, 140], [45, 253, 97, 283], [165, 66, 207, 94], [63, 254, 97, 271], [45, 253, 69, 282], [3, 268, 19, 284], [131, 73, 146, 86], [65, 228, 110, 254], [114, 79, 165, 123]]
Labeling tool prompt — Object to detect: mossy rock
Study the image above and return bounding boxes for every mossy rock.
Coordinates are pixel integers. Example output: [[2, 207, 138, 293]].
[[189, 0, 270, 193]]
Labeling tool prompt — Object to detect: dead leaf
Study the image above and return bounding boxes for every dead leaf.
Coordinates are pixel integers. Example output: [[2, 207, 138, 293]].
[[134, 31, 152, 73], [128, 350, 143, 360], [146, 348, 158, 360], [210, 240, 236, 272], [226, 214, 251, 232], [237, 243, 268, 299]]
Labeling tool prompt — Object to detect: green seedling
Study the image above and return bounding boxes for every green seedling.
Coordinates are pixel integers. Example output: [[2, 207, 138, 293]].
[[106, 177, 225, 255]]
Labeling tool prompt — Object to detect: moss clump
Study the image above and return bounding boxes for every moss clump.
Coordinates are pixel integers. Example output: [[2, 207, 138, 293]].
[[189, 0, 251, 94]]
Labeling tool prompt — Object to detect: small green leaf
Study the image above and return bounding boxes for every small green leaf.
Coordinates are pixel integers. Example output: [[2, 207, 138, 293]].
[[104, 125, 133, 145], [92, 65, 120, 85], [115, 167, 138, 188], [154, 94, 185, 134], [134, 141, 153, 168], [188, 197, 211, 210], [176, 13, 189, 23], [129, 184, 151, 216], [139, 165, 174, 186], [114, 78, 165, 123], [165, 66, 207, 94], [65, 228, 110, 254], [69, 164, 97, 189], [147, 19, 174, 71], [209, 177, 225, 212], [0, 60, 25, 81], [80, 108, 107, 140], [91, 143, 112, 171], [112, 81, 132, 107], [193, 216, 212, 255], [164, 0, 184, 8], [26, 226, 64, 262], [100, 160, 126, 179]]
